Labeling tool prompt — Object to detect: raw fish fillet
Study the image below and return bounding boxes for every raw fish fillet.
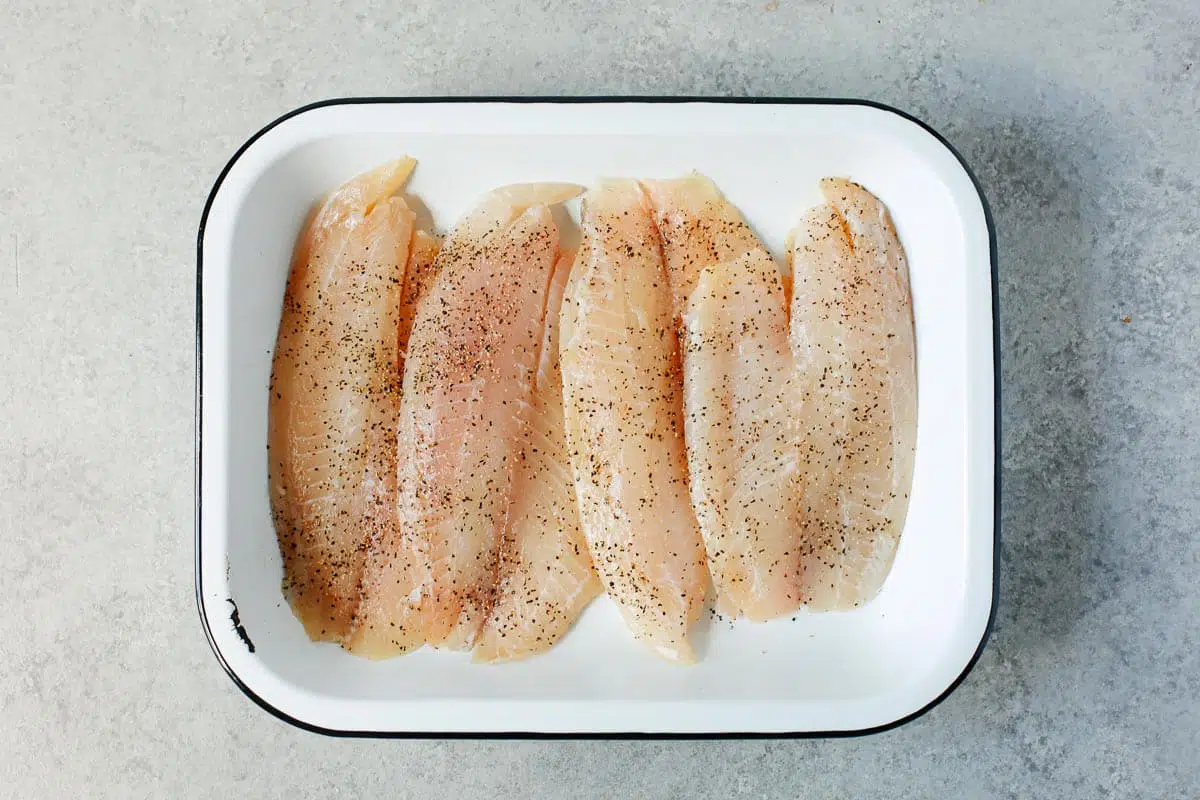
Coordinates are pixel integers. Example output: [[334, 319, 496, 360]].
[[269, 158, 425, 643], [645, 173, 805, 620], [473, 253, 603, 663], [351, 183, 583, 657], [788, 177, 917, 609], [560, 179, 707, 663], [344, 226, 442, 658]]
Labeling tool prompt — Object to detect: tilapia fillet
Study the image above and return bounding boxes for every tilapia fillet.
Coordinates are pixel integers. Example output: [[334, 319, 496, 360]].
[[560, 179, 707, 664], [269, 158, 431, 643], [350, 183, 583, 658], [342, 223, 441, 659], [646, 174, 806, 621], [473, 253, 603, 663], [788, 177, 917, 610]]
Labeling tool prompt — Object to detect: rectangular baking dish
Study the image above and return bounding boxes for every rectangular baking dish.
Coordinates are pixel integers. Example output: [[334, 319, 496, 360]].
[[196, 98, 998, 736]]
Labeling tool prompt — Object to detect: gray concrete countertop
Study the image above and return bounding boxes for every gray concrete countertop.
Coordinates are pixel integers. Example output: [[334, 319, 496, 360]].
[[1, 1, 1196, 797]]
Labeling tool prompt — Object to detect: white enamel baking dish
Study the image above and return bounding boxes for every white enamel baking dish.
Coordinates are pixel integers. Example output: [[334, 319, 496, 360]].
[[196, 99, 997, 736]]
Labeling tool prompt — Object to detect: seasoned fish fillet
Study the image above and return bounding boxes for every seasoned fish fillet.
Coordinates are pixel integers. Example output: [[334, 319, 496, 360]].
[[560, 179, 707, 663], [351, 183, 583, 657], [269, 158, 423, 643], [473, 253, 603, 663], [681, 256, 806, 620], [645, 173, 805, 620], [343, 228, 442, 659], [789, 177, 917, 609]]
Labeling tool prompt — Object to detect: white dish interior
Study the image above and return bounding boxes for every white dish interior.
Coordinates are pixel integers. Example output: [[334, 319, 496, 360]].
[[197, 100, 995, 734]]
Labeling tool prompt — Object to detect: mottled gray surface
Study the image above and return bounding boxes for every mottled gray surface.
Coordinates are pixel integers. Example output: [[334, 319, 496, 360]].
[[1, 0, 1197, 797]]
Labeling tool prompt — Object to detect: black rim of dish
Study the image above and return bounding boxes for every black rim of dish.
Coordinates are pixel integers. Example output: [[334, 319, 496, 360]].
[[195, 96, 1001, 739]]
